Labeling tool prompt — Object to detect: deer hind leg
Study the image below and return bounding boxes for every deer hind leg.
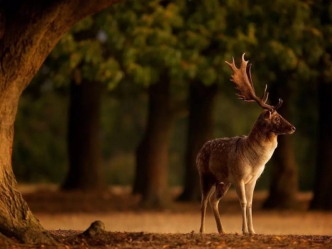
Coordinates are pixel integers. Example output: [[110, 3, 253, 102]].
[[199, 174, 214, 234], [209, 182, 231, 234], [245, 181, 257, 235]]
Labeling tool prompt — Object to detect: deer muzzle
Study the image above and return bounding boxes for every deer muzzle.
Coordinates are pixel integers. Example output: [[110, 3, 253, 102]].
[[289, 125, 296, 134]]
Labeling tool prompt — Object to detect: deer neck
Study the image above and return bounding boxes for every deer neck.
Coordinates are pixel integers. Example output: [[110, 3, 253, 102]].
[[242, 124, 278, 167], [247, 122, 278, 150]]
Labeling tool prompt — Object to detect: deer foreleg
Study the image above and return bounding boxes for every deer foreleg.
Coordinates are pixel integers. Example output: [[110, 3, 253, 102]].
[[235, 181, 248, 234], [245, 181, 257, 234]]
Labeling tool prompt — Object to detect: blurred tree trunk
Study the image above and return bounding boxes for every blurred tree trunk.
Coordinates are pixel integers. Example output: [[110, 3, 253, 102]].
[[310, 81, 332, 209], [133, 75, 175, 208], [0, 0, 119, 244], [62, 78, 104, 191], [177, 81, 217, 202], [263, 74, 299, 209], [310, 0, 332, 211]]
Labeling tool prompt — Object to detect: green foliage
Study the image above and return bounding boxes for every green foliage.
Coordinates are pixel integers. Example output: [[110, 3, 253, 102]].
[[105, 0, 185, 86], [49, 15, 123, 88]]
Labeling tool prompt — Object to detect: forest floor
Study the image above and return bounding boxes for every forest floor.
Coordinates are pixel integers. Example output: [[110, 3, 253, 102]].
[[8, 185, 332, 248]]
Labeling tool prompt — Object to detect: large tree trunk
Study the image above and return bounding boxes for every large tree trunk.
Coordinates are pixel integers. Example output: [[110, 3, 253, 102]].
[[263, 77, 298, 209], [0, 93, 55, 244], [177, 81, 217, 202], [62, 79, 104, 191], [0, 0, 119, 243], [310, 78, 332, 209], [133, 76, 175, 208]]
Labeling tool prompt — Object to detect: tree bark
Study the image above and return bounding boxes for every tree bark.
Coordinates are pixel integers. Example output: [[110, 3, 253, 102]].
[[133, 76, 175, 208], [62, 78, 104, 191], [177, 81, 217, 202], [0, 91, 56, 244], [310, 78, 332, 209], [263, 78, 299, 209], [0, 0, 120, 243]]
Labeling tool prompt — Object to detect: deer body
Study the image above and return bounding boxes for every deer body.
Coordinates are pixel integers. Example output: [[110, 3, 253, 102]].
[[200, 137, 274, 185], [197, 54, 295, 235]]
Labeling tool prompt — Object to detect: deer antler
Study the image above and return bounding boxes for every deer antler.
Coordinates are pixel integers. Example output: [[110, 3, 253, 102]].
[[225, 53, 282, 111]]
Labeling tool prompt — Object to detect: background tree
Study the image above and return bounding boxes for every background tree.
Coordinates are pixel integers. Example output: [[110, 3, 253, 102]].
[[51, 1, 185, 206], [176, 0, 228, 201], [0, 0, 119, 244], [47, 15, 123, 191], [310, 0, 332, 210], [246, 0, 320, 209], [178, 80, 217, 201], [123, 1, 185, 207]]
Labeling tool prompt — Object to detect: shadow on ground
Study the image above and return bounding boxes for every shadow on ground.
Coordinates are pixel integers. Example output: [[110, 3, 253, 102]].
[[21, 185, 310, 214]]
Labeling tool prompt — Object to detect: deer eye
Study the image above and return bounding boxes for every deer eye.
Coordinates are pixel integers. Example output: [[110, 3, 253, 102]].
[[275, 117, 280, 123]]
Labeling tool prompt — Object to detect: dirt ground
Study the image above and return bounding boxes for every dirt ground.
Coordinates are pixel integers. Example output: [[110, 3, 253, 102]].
[[11, 185, 332, 248]]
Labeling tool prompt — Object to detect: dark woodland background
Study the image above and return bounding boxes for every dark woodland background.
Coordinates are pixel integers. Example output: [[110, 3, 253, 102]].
[[12, 0, 332, 210]]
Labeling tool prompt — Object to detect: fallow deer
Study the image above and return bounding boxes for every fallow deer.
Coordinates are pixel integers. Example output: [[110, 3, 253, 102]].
[[197, 54, 296, 235]]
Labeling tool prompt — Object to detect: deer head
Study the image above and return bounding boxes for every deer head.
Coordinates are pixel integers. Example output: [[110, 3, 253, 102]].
[[225, 54, 295, 135], [257, 110, 296, 135]]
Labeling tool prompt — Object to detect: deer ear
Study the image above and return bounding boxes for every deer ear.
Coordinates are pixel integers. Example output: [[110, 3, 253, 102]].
[[263, 110, 272, 119]]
